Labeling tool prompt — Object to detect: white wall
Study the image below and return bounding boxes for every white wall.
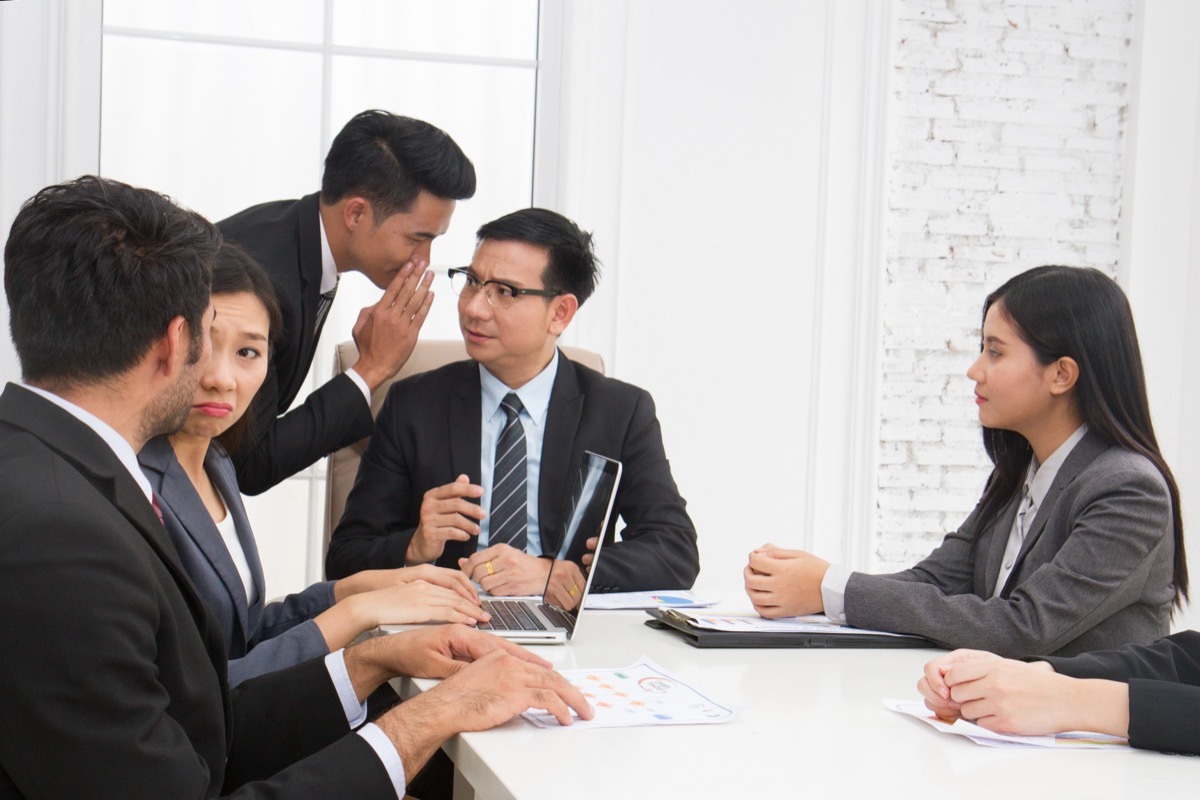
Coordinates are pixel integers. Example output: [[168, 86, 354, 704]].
[[0, 0, 101, 384], [548, 0, 894, 590], [1122, 0, 1200, 631]]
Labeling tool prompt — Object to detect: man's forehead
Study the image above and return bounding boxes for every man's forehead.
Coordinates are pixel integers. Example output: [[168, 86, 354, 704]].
[[470, 239, 549, 280]]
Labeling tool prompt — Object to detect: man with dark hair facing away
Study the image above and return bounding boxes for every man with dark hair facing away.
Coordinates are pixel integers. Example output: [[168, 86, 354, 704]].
[[0, 176, 589, 800], [219, 110, 477, 493]]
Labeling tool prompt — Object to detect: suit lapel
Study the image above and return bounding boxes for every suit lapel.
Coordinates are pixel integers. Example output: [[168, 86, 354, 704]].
[[539, 354, 583, 556], [1001, 431, 1109, 597], [447, 365, 483, 562], [0, 387, 230, 683], [142, 438, 255, 642], [210, 443, 268, 614], [449, 364, 483, 481], [980, 492, 1021, 597], [285, 193, 325, 405]]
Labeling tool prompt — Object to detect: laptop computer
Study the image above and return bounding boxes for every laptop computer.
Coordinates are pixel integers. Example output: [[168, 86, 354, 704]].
[[381, 451, 622, 645]]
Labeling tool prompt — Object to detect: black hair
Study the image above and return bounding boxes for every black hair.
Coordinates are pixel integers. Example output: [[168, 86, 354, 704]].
[[321, 110, 476, 220], [4, 175, 216, 389], [974, 265, 1187, 606], [210, 244, 282, 456], [476, 208, 600, 305]]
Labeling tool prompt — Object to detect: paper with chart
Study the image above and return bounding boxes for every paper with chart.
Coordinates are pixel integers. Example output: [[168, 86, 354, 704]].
[[523, 658, 735, 729], [885, 699, 1127, 749], [584, 590, 719, 610]]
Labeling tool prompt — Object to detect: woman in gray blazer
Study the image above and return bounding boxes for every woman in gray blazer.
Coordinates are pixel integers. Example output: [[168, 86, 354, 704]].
[[141, 245, 487, 686], [745, 266, 1187, 658]]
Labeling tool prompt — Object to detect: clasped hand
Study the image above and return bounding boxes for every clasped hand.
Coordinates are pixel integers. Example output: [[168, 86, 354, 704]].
[[743, 543, 829, 617]]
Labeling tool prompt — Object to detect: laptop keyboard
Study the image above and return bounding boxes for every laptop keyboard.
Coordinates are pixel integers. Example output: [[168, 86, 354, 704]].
[[479, 600, 548, 631]]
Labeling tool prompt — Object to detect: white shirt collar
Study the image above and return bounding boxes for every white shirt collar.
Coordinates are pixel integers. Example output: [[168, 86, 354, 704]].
[[1025, 423, 1089, 510], [480, 350, 560, 430], [317, 206, 339, 295], [20, 384, 154, 503]]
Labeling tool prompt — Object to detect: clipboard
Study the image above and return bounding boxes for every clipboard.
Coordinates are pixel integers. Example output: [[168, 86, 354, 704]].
[[644, 608, 935, 649]]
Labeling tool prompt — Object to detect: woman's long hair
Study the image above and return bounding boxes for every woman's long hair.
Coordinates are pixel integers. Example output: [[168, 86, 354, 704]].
[[974, 266, 1188, 607], [210, 243, 283, 457]]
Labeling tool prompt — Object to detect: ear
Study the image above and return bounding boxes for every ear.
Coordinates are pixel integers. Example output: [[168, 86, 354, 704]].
[[342, 197, 371, 231], [1047, 356, 1079, 397], [144, 316, 192, 386], [547, 294, 579, 336]]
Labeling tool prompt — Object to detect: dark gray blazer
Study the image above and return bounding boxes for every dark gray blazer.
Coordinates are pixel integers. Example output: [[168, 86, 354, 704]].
[[845, 432, 1175, 658], [139, 437, 334, 687]]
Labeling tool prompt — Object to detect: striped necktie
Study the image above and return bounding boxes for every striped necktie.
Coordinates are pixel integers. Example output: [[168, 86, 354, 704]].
[[489, 393, 528, 551], [314, 282, 338, 336]]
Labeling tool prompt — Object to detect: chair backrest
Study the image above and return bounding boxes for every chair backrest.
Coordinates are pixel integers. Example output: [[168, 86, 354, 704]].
[[323, 339, 605, 556]]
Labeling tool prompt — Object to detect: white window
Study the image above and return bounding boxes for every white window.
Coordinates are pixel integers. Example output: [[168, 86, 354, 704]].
[[101, 0, 545, 593]]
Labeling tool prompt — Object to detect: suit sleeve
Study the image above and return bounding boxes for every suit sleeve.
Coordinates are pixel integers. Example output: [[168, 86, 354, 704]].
[[590, 389, 699, 592], [325, 387, 421, 578], [0, 501, 397, 800], [232, 368, 374, 495], [843, 461, 1172, 657], [0, 502, 220, 799], [1042, 631, 1200, 755], [227, 581, 335, 687]]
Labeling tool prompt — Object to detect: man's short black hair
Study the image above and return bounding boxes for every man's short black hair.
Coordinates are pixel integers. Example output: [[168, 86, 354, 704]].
[[4, 175, 217, 389], [476, 208, 600, 306], [321, 110, 477, 219]]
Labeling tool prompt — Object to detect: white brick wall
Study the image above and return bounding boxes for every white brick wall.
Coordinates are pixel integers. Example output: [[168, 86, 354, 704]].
[[875, 0, 1134, 570]]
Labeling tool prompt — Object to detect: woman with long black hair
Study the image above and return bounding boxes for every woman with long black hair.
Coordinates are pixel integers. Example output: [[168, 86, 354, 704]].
[[744, 265, 1186, 658]]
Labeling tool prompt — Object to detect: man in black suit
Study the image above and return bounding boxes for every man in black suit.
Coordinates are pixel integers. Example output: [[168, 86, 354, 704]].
[[326, 208, 699, 597], [0, 177, 588, 799], [219, 110, 477, 494]]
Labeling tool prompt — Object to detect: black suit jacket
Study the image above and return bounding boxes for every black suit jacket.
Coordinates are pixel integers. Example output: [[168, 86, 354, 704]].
[[1044, 630, 1200, 755], [218, 194, 373, 494], [0, 385, 392, 798], [326, 356, 699, 592]]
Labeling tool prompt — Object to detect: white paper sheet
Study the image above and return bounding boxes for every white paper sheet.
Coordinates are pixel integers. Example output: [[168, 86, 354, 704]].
[[885, 699, 1128, 749], [522, 657, 736, 729]]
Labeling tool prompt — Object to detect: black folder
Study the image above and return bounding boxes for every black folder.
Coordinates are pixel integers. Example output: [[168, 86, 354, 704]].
[[644, 609, 936, 649]]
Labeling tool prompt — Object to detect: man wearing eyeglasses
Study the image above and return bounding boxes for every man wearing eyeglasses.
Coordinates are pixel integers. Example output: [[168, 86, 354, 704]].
[[326, 208, 699, 597]]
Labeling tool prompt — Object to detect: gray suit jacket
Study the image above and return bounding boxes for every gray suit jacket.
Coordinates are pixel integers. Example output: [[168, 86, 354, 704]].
[[139, 437, 334, 686], [845, 433, 1175, 657]]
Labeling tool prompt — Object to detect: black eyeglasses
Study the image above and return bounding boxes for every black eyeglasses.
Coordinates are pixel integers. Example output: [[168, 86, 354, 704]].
[[448, 267, 563, 310]]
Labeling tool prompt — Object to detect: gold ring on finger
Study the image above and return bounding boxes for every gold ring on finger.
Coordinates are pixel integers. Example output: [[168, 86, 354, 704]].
[[486, 560, 495, 576]]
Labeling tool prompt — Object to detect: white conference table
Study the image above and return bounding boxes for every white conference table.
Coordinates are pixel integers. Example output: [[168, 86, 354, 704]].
[[393, 597, 1194, 799]]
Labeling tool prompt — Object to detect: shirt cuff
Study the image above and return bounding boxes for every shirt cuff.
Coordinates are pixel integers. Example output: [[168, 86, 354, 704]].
[[324, 649, 368, 729], [345, 367, 373, 407], [357, 723, 407, 798], [821, 563, 853, 623]]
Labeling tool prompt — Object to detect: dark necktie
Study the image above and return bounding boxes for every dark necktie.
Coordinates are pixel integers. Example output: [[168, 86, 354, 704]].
[[314, 282, 338, 337], [489, 393, 528, 551]]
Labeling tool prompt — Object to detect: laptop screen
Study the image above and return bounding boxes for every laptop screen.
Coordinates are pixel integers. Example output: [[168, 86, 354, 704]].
[[541, 451, 622, 613]]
